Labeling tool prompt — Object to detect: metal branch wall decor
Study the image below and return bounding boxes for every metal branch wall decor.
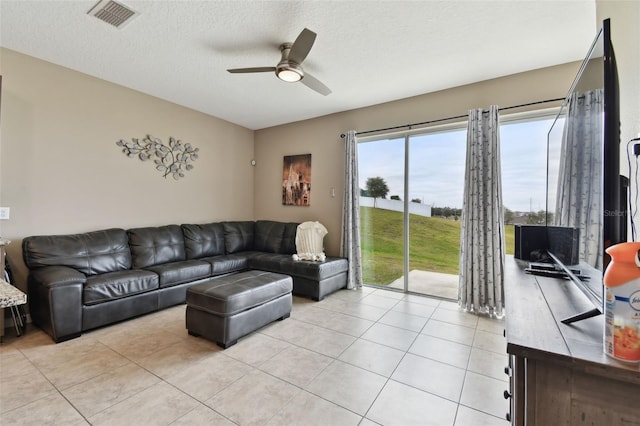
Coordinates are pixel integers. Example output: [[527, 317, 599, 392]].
[[116, 135, 199, 180]]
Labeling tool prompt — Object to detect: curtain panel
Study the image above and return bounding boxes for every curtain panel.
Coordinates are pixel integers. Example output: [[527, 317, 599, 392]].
[[459, 106, 505, 318], [341, 130, 363, 289], [555, 89, 604, 269]]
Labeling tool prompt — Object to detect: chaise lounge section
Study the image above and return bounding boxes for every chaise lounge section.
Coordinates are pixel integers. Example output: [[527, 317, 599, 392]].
[[22, 220, 348, 342]]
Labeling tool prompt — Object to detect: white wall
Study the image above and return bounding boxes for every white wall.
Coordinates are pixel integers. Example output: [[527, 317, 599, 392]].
[[359, 197, 432, 217]]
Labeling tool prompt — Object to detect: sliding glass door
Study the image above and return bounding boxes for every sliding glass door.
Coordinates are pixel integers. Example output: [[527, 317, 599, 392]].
[[358, 112, 556, 299], [358, 127, 465, 299], [359, 137, 406, 288], [407, 130, 465, 298]]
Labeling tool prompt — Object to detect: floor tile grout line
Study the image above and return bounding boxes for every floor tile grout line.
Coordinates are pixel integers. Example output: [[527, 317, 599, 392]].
[[229, 353, 367, 422], [452, 404, 463, 426], [359, 293, 449, 421], [0, 373, 58, 417], [2, 343, 104, 423], [61, 360, 161, 419], [265, 297, 439, 422], [299, 302, 389, 324], [288, 311, 377, 338], [285, 357, 372, 420], [257, 328, 355, 360], [261, 316, 361, 354], [149, 375, 237, 425], [1, 287, 509, 425], [69, 338, 205, 421], [92, 336, 245, 424], [168, 402, 240, 426], [457, 401, 511, 423], [361, 374, 395, 422], [245, 337, 337, 387], [364, 284, 457, 304], [364, 294, 510, 423], [172, 351, 253, 423], [40, 317, 221, 421]]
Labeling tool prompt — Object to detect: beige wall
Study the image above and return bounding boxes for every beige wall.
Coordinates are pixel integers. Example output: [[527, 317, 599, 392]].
[[254, 62, 581, 255], [0, 48, 255, 290], [3, 1, 637, 290]]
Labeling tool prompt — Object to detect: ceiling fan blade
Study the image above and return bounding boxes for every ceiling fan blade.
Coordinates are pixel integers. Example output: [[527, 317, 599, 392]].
[[227, 67, 276, 74], [288, 28, 316, 64], [301, 72, 331, 96]]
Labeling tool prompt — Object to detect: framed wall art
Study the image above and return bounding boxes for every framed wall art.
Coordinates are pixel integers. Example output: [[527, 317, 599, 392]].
[[282, 154, 311, 206]]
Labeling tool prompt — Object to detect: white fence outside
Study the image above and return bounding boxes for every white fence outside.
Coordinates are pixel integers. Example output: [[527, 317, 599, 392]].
[[360, 197, 432, 217]]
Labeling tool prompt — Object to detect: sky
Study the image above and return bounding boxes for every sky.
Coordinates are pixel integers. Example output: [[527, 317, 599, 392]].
[[358, 117, 563, 213]]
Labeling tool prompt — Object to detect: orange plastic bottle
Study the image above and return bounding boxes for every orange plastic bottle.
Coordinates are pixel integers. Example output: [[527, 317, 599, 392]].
[[603, 242, 640, 362]]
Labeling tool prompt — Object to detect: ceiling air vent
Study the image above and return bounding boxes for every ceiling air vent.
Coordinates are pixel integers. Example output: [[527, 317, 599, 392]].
[[88, 0, 138, 29]]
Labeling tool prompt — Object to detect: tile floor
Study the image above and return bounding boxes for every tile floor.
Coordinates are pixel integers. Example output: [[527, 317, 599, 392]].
[[0, 286, 510, 425]]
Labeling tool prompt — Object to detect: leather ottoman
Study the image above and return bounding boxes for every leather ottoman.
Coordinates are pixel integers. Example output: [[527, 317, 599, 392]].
[[186, 270, 292, 348]]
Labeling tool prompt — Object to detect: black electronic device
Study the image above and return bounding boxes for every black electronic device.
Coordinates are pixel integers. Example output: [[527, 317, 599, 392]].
[[545, 18, 623, 324], [546, 226, 580, 266], [526, 260, 585, 280], [515, 224, 580, 267], [514, 225, 547, 261]]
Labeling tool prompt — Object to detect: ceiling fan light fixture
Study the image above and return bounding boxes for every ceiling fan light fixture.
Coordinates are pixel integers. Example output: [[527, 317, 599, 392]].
[[276, 62, 303, 82], [277, 69, 302, 82]]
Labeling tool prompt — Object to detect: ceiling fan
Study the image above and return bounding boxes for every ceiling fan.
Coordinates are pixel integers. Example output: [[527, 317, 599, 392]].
[[227, 28, 331, 96]]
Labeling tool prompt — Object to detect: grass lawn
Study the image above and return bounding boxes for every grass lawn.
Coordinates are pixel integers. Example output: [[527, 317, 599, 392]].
[[361, 206, 515, 285]]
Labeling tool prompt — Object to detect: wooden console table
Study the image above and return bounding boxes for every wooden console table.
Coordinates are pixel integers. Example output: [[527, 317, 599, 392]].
[[504, 256, 640, 425]]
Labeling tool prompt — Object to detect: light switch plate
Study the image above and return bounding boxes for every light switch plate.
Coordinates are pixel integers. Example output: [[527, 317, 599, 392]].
[[0, 207, 10, 220]]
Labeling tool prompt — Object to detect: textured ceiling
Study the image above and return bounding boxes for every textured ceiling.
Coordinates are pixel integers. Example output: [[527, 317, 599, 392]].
[[0, 0, 597, 130]]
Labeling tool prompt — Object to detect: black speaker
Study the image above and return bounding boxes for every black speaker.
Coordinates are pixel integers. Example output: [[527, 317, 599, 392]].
[[547, 226, 580, 265], [514, 225, 547, 261], [515, 224, 580, 264]]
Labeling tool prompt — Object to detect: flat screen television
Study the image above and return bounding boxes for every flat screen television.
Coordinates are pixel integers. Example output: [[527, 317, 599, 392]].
[[545, 18, 624, 324]]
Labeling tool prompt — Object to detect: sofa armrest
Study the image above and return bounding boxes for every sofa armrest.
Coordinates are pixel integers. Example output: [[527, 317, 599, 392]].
[[30, 266, 87, 288], [28, 266, 85, 342]]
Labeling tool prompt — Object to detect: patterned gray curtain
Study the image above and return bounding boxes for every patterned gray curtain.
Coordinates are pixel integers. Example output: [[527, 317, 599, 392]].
[[555, 90, 604, 269], [340, 130, 363, 289], [459, 106, 505, 318]]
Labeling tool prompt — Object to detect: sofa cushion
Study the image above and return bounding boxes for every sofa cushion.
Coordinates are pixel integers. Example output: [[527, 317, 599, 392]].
[[181, 223, 226, 259], [248, 253, 348, 280], [128, 225, 186, 268], [145, 259, 211, 288], [281, 222, 299, 255], [200, 254, 250, 276], [222, 221, 255, 253], [22, 228, 131, 276], [247, 252, 290, 272], [83, 269, 159, 305], [271, 256, 349, 281], [186, 270, 292, 317], [254, 221, 286, 253]]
